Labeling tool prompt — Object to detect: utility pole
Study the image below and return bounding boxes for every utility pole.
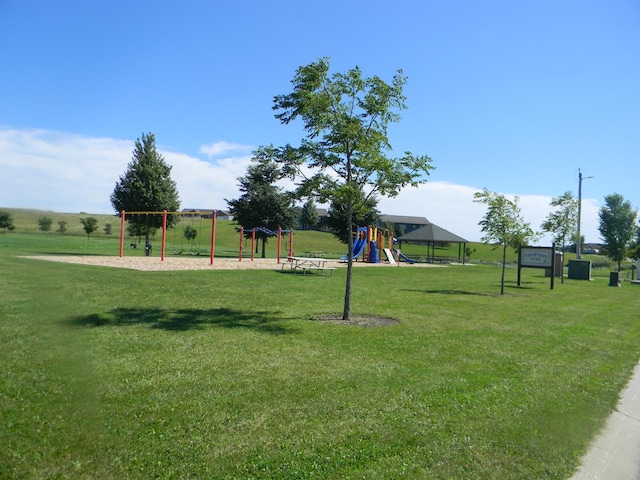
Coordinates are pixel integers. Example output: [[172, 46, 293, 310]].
[[576, 168, 593, 260]]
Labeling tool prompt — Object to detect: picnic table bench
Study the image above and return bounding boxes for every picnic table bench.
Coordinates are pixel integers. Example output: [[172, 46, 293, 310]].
[[281, 256, 336, 276]]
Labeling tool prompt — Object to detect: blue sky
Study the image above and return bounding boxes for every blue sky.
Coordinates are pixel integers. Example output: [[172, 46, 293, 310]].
[[1, 0, 638, 243]]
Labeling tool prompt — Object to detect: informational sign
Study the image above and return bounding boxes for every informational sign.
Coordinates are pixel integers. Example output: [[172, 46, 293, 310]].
[[518, 245, 556, 289], [520, 247, 554, 268]]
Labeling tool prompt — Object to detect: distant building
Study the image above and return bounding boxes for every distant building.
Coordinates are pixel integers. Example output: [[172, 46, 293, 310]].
[[378, 214, 430, 235], [180, 208, 233, 220]]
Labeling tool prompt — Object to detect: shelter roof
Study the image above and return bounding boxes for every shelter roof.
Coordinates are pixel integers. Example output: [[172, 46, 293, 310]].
[[398, 223, 469, 244], [379, 214, 430, 225]]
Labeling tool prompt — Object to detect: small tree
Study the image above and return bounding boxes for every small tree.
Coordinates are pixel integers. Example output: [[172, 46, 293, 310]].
[[299, 199, 319, 230], [80, 217, 99, 239], [598, 193, 638, 272], [183, 224, 198, 250], [57, 220, 67, 235], [541, 191, 578, 283], [103, 222, 112, 237], [38, 216, 53, 233], [474, 189, 536, 295], [255, 58, 434, 319], [0, 211, 15, 232]]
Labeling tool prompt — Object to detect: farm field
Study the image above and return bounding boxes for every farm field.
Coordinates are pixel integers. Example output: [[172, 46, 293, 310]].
[[1, 210, 639, 478]]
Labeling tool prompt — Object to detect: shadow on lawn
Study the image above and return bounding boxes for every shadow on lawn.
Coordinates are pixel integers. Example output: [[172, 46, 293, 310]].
[[405, 288, 492, 296], [66, 307, 298, 334]]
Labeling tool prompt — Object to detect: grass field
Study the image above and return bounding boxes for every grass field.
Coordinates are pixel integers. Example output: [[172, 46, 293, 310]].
[[2, 209, 639, 479]]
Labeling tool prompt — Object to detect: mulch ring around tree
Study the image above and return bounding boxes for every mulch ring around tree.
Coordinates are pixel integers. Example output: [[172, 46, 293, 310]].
[[312, 313, 400, 328]]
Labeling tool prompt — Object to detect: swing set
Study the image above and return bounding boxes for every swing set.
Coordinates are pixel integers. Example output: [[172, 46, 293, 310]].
[[118, 210, 294, 265]]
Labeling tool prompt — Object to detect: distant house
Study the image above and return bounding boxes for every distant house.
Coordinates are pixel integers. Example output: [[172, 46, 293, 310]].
[[180, 208, 233, 220], [314, 208, 329, 231], [582, 243, 602, 255], [378, 214, 430, 235]]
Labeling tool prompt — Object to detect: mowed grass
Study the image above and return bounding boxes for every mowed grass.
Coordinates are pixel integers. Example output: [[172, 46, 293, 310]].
[[2, 230, 640, 478]]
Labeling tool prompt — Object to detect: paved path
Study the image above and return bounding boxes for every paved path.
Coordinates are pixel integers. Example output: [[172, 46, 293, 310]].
[[570, 359, 640, 479]]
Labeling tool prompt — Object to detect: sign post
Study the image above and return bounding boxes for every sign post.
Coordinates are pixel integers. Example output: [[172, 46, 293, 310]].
[[518, 244, 556, 290]]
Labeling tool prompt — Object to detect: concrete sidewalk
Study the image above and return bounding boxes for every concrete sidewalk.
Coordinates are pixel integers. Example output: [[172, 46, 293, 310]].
[[570, 359, 640, 479]]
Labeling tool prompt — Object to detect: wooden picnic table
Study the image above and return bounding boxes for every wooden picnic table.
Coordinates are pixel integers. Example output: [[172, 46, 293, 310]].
[[282, 256, 336, 276]]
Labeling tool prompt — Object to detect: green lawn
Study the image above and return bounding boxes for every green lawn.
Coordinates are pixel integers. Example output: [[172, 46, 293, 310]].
[[1, 222, 639, 478]]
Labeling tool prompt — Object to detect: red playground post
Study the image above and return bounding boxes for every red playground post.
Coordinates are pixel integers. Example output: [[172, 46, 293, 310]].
[[210, 211, 216, 265]]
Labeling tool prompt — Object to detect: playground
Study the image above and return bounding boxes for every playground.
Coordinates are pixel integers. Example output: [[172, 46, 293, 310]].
[[22, 254, 440, 271]]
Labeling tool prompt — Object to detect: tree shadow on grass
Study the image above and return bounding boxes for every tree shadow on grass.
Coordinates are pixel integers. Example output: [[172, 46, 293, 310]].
[[65, 307, 299, 334], [404, 288, 493, 296]]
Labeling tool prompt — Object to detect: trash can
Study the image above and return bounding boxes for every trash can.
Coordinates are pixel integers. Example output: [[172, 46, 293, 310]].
[[609, 271, 621, 287], [568, 259, 591, 280], [545, 252, 564, 277]]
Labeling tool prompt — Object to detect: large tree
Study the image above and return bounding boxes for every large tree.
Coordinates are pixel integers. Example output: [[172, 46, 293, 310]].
[[474, 189, 536, 295], [255, 58, 434, 320], [226, 159, 297, 258], [598, 193, 638, 272], [110, 133, 180, 255]]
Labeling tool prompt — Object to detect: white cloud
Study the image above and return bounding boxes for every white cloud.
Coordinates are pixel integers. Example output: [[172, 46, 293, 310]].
[[0, 128, 602, 244], [0, 129, 132, 213], [378, 181, 601, 245], [199, 141, 253, 159], [164, 151, 251, 210]]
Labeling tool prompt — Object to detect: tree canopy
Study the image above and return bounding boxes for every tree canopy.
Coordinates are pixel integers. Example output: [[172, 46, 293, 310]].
[[0, 211, 15, 232], [474, 189, 536, 294], [255, 58, 434, 319], [541, 191, 578, 253], [598, 193, 638, 271], [80, 217, 99, 239], [38, 216, 53, 233]]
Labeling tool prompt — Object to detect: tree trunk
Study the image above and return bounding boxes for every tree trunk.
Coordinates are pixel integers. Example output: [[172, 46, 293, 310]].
[[500, 243, 507, 295], [342, 203, 354, 320], [261, 238, 266, 258]]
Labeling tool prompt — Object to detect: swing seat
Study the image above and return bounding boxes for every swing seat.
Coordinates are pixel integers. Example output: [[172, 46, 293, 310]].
[[173, 250, 182, 255], [190, 250, 200, 256]]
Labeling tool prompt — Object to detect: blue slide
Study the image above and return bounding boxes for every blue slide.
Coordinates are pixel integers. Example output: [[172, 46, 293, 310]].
[[340, 236, 367, 261], [368, 241, 380, 263]]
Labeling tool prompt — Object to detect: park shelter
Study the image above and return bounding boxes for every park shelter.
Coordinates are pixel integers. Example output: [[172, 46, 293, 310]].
[[397, 223, 469, 264]]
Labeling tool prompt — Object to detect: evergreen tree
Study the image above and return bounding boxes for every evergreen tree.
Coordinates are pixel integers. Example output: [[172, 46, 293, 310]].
[[300, 199, 319, 230], [226, 159, 297, 258], [111, 133, 180, 255], [324, 193, 380, 244]]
